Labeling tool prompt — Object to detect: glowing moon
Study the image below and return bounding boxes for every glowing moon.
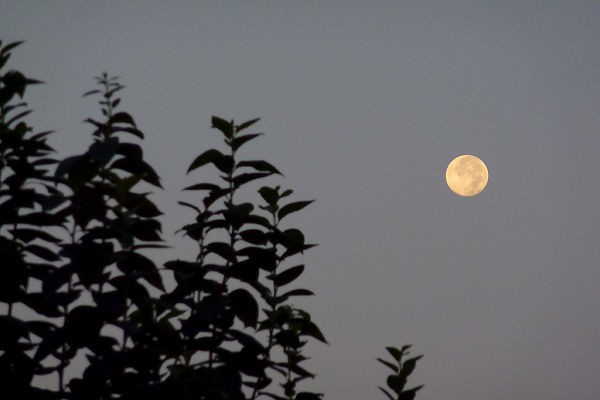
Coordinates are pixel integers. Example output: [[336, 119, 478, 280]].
[[445, 155, 488, 197]]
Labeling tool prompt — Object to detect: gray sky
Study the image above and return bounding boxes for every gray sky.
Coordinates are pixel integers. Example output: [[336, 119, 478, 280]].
[[3, 1, 600, 399]]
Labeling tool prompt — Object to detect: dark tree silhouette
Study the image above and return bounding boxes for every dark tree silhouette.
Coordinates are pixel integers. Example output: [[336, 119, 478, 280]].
[[0, 40, 423, 400]]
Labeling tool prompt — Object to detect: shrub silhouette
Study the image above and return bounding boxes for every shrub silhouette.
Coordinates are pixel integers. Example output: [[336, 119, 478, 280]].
[[0, 40, 423, 400]]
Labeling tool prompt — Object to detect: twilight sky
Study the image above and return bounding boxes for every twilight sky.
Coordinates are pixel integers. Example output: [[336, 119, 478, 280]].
[[3, 2, 600, 399]]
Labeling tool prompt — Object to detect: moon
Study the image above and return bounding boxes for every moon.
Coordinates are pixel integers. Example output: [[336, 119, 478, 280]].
[[445, 155, 488, 197]]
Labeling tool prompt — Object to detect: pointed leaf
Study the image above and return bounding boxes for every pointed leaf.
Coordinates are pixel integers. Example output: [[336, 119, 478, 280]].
[[1, 40, 25, 56], [278, 200, 314, 220], [259, 186, 279, 205], [400, 355, 423, 378], [271, 264, 304, 287], [377, 357, 399, 373], [378, 387, 395, 400], [233, 172, 272, 188], [235, 117, 261, 132], [183, 183, 221, 191], [232, 133, 262, 151], [237, 160, 281, 175], [109, 112, 136, 127], [386, 346, 405, 362], [212, 116, 233, 138], [398, 385, 424, 400]]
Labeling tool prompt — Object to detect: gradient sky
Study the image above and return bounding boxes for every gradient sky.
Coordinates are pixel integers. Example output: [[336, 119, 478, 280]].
[[3, 2, 600, 399]]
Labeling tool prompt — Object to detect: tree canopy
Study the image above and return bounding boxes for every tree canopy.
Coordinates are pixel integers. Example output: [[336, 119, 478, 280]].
[[0, 40, 422, 400]]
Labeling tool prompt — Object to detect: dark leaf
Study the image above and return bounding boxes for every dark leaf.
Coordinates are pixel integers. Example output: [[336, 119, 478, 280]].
[[387, 375, 405, 393], [1, 40, 25, 56], [110, 157, 162, 187], [177, 200, 201, 213], [378, 387, 395, 400], [295, 393, 322, 400], [377, 358, 398, 373], [278, 289, 314, 303], [278, 200, 314, 220], [6, 109, 32, 126], [115, 142, 143, 160], [235, 117, 261, 132], [271, 264, 304, 287], [232, 133, 262, 151], [212, 116, 233, 138], [88, 137, 119, 166], [238, 229, 268, 245], [397, 386, 424, 400], [112, 126, 144, 139], [23, 293, 62, 318], [10, 228, 60, 243], [258, 186, 279, 205], [233, 172, 272, 188], [237, 160, 281, 175], [187, 149, 233, 174], [229, 289, 259, 327], [183, 183, 221, 191], [116, 252, 165, 291], [26, 244, 59, 261], [109, 111, 136, 127], [400, 355, 423, 379], [83, 89, 101, 97], [206, 242, 236, 262], [237, 246, 277, 271], [386, 346, 407, 362]]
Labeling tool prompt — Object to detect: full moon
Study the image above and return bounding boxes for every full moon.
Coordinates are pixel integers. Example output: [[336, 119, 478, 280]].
[[445, 155, 488, 197]]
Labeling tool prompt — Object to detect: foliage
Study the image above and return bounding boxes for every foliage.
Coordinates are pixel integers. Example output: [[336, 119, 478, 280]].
[[0, 40, 422, 400], [377, 346, 424, 400]]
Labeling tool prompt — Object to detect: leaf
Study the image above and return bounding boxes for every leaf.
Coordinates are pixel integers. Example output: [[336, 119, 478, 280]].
[[378, 386, 395, 400], [400, 355, 423, 378], [112, 126, 144, 139], [54, 155, 81, 178], [259, 186, 279, 205], [229, 289, 259, 327], [177, 200, 201, 213], [302, 320, 327, 344], [236, 160, 281, 175], [278, 289, 314, 301], [116, 252, 165, 291], [387, 375, 405, 392], [6, 109, 33, 126], [232, 133, 262, 151], [10, 228, 61, 243], [206, 242, 236, 262], [397, 385, 424, 400], [233, 172, 272, 188], [82, 89, 101, 97], [386, 346, 406, 362], [271, 264, 304, 287], [1, 40, 25, 56], [23, 293, 62, 318], [110, 158, 162, 187], [295, 393, 322, 400], [238, 229, 267, 245], [109, 111, 136, 127], [182, 183, 221, 191], [26, 245, 59, 262], [235, 117, 260, 132], [88, 137, 119, 166], [278, 200, 314, 220], [212, 115, 233, 138], [377, 357, 398, 373], [187, 149, 233, 174]]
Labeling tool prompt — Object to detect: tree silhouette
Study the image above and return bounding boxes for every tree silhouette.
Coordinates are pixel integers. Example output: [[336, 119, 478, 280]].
[[0, 40, 423, 400]]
